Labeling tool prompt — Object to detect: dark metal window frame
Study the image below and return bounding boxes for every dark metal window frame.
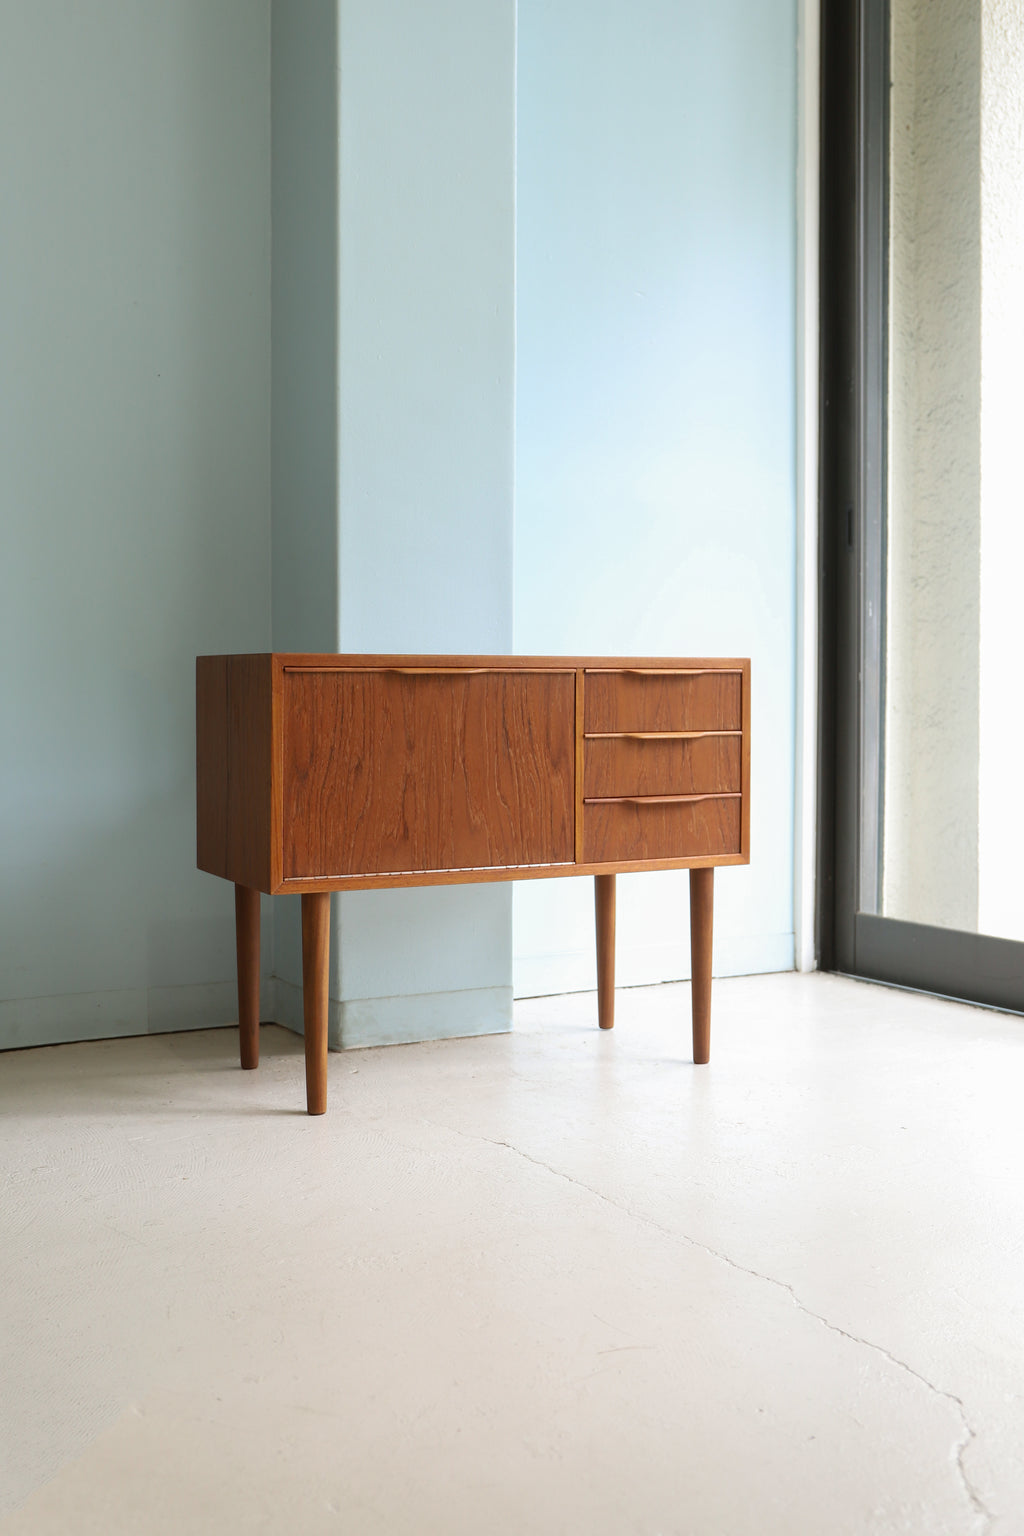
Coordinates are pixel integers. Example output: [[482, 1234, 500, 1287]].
[[817, 0, 1024, 1012]]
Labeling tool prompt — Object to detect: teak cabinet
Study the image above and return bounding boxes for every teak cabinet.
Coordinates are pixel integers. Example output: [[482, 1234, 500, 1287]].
[[196, 654, 751, 1113]]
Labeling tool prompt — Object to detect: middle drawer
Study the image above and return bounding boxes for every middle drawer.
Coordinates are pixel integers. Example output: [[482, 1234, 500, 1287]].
[[584, 734, 741, 800]]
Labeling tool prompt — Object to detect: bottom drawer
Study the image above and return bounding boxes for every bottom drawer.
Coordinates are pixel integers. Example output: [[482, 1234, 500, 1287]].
[[583, 795, 741, 864]]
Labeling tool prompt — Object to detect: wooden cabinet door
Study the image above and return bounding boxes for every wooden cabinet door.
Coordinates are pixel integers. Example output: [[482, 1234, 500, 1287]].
[[282, 668, 576, 879]]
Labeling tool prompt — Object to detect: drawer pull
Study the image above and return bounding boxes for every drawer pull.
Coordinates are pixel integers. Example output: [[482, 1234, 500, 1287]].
[[283, 666, 559, 676], [585, 730, 741, 741], [584, 792, 741, 806], [284, 666, 492, 676], [586, 667, 742, 676]]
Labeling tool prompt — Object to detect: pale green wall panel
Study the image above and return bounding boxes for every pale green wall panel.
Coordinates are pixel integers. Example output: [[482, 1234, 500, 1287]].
[[0, 1, 272, 1049]]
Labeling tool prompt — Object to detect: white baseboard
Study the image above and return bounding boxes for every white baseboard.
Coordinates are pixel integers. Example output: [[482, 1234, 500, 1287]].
[[513, 932, 796, 999], [2, 942, 789, 1051], [270, 978, 345, 1046], [0, 980, 240, 1052], [271, 978, 513, 1050], [0, 975, 513, 1055]]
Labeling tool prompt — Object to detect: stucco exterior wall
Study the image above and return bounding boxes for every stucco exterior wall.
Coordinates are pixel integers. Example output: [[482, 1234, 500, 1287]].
[[883, 0, 980, 929], [885, 0, 1024, 939], [978, 0, 1024, 938]]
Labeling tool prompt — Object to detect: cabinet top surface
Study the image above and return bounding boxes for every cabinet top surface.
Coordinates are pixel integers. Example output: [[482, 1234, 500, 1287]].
[[198, 653, 750, 670]]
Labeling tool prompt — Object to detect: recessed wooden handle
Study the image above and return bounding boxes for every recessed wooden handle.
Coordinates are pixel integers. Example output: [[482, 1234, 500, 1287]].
[[586, 668, 742, 676], [584, 792, 742, 806], [283, 665, 565, 676], [584, 730, 743, 741], [283, 665, 492, 675]]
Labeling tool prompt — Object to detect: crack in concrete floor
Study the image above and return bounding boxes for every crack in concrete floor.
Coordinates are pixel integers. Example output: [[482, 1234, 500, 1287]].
[[427, 1122, 994, 1535]]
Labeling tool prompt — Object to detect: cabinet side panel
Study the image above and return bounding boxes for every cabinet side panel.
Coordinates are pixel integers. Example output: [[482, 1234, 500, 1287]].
[[284, 669, 575, 878], [196, 656, 229, 878], [225, 655, 274, 891], [741, 658, 752, 862]]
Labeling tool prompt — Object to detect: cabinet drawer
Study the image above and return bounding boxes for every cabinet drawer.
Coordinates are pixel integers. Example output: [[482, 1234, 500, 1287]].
[[584, 734, 741, 799], [584, 670, 741, 733], [583, 795, 741, 865]]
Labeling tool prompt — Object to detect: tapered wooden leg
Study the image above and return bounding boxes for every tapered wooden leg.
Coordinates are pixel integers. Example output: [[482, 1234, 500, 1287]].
[[690, 867, 714, 1064], [301, 892, 330, 1115], [234, 884, 260, 1070], [595, 874, 616, 1030]]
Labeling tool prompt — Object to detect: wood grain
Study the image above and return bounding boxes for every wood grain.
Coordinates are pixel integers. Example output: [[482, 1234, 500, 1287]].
[[574, 668, 585, 861], [274, 653, 747, 672], [194, 653, 751, 1112], [584, 670, 742, 734], [196, 655, 274, 891], [582, 796, 741, 865], [740, 659, 752, 862], [302, 892, 330, 1115], [196, 656, 228, 876], [690, 867, 714, 1063], [283, 669, 576, 879], [270, 655, 286, 892], [234, 884, 260, 1069], [196, 656, 751, 894], [276, 852, 747, 893], [595, 874, 616, 1030], [584, 734, 741, 799]]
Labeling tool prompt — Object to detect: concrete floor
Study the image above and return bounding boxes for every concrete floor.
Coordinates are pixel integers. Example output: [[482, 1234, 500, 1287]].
[[1, 972, 1022, 1535]]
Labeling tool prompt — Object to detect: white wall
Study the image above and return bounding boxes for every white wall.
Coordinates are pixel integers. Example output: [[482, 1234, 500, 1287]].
[[513, 0, 798, 996], [0, 1, 271, 1050]]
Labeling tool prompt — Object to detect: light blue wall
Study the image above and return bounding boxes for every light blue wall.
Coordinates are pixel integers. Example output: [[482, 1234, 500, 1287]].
[[514, 0, 798, 995], [270, 0, 517, 1048], [0, 0, 798, 1057], [0, 1, 272, 1049], [336, 0, 516, 653], [333, 0, 516, 1047]]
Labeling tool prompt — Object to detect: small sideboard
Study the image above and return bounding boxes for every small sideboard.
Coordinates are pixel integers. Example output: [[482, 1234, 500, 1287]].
[[196, 655, 751, 1113]]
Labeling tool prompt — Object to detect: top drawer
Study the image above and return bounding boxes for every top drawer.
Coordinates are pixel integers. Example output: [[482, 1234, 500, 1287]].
[[584, 669, 742, 734]]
